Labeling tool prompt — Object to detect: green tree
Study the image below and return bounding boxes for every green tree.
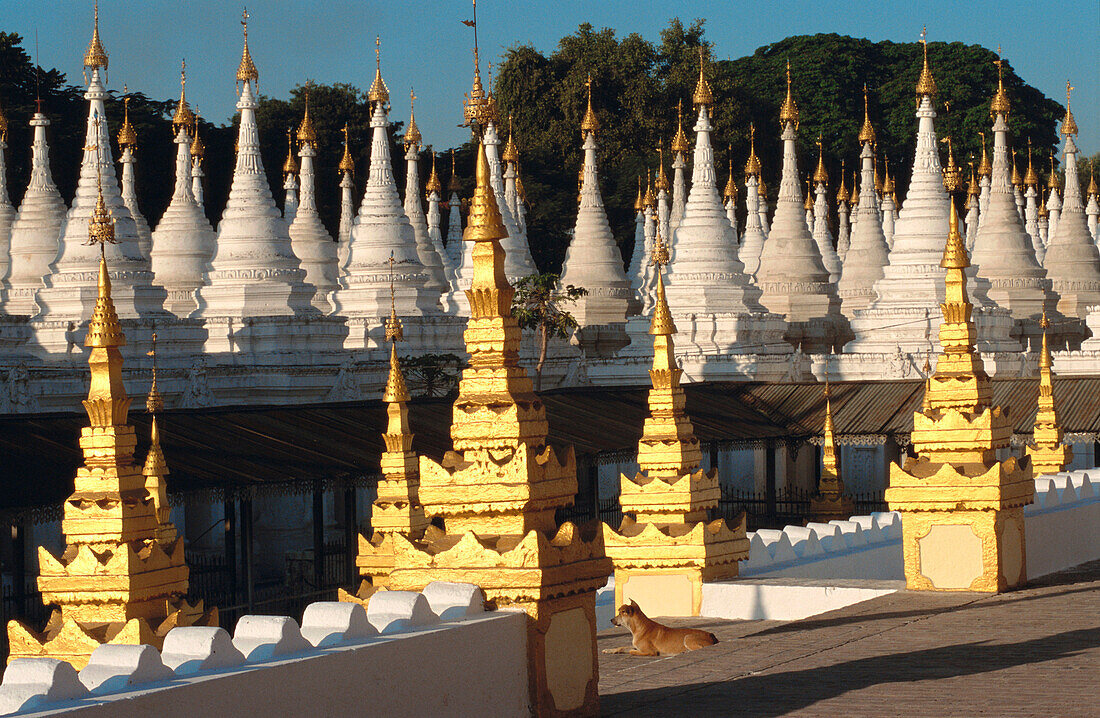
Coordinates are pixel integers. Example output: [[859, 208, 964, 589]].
[[510, 273, 587, 390]]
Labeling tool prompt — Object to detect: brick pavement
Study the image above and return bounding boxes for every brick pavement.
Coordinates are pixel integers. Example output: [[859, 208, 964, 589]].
[[598, 561, 1100, 716]]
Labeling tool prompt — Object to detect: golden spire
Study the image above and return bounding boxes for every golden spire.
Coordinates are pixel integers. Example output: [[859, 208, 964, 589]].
[[463, 48, 493, 127], [448, 148, 460, 192], [813, 135, 828, 185], [425, 152, 443, 195], [692, 46, 713, 108], [649, 227, 674, 336], [83, 0, 109, 71], [977, 131, 991, 177], [338, 123, 354, 175], [809, 368, 852, 519], [804, 179, 815, 210], [723, 145, 738, 200], [463, 141, 508, 244], [758, 175, 767, 199], [883, 156, 895, 195], [1088, 166, 1099, 198], [990, 49, 1010, 117], [634, 176, 644, 211], [515, 169, 526, 204], [858, 84, 875, 144], [915, 26, 937, 100], [172, 60, 195, 130], [743, 123, 761, 177], [236, 8, 258, 85], [142, 332, 175, 544], [384, 253, 404, 345], [502, 114, 519, 163], [941, 137, 962, 193], [642, 170, 656, 208], [874, 155, 883, 195], [403, 88, 421, 148], [836, 159, 849, 203], [1024, 138, 1038, 186], [580, 75, 599, 136], [967, 160, 980, 198], [1047, 152, 1061, 190], [1061, 80, 1078, 137], [117, 95, 137, 149], [282, 130, 298, 175], [1029, 310, 1072, 474], [656, 138, 670, 191], [368, 36, 390, 106], [778, 59, 799, 128], [190, 116, 205, 158], [849, 170, 860, 205], [1038, 193, 1049, 218], [1011, 149, 1022, 187], [671, 99, 690, 156], [297, 82, 317, 144]]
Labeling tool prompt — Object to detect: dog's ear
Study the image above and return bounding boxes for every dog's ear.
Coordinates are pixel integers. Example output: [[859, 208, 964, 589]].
[[630, 599, 639, 609]]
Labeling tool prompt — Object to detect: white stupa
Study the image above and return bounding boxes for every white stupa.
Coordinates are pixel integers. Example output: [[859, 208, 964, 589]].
[[722, 154, 739, 237], [968, 62, 1051, 338], [669, 102, 689, 239], [116, 98, 151, 260], [444, 151, 463, 269], [558, 77, 631, 336], [281, 132, 299, 223], [838, 93, 890, 318], [424, 153, 454, 283], [976, 133, 991, 226], [810, 138, 841, 282], [401, 92, 447, 296], [190, 120, 206, 212], [0, 107, 66, 316], [846, 37, 1017, 355], [0, 101, 17, 295], [288, 88, 339, 313], [1041, 83, 1100, 321], [336, 124, 356, 268], [1086, 170, 1099, 242], [881, 159, 898, 248], [964, 170, 981, 252], [739, 126, 766, 277], [196, 16, 315, 319], [835, 164, 851, 260], [34, 8, 165, 335], [626, 177, 646, 294], [656, 154, 671, 246], [1023, 141, 1043, 260], [1046, 161, 1062, 241], [334, 40, 437, 318], [754, 62, 840, 351], [150, 64, 215, 318]]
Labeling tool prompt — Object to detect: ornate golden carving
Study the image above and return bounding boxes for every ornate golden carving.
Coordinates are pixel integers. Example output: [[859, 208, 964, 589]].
[[580, 76, 599, 137], [172, 61, 195, 131], [338, 123, 354, 174], [368, 36, 390, 106], [236, 8, 258, 85], [858, 85, 875, 145], [297, 82, 317, 144], [916, 27, 937, 100], [743, 124, 761, 178], [116, 96, 137, 149], [83, 0, 109, 71], [778, 59, 799, 129]]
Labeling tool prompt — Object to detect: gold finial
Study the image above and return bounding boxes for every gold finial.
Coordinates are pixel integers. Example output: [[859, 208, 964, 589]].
[[1038, 193, 1049, 218], [297, 82, 317, 144], [836, 159, 849, 203], [656, 137, 670, 191], [651, 225, 670, 268], [941, 137, 962, 193], [858, 84, 875, 144], [920, 351, 933, 413], [724, 144, 738, 200], [117, 94, 137, 149], [515, 169, 526, 204], [236, 7, 259, 86], [849, 170, 859, 205], [86, 251, 125, 349], [883, 156, 895, 194], [463, 140, 507, 243], [1061, 79, 1078, 136], [915, 26, 937, 100], [1024, 137, 1038, 186], [634, 175, 644, 211], [670, 99, 690, 155], [941, 197, 969, 269], [190, 115, 205, 158], [643, 169, 655, 208], [580, 74, 599, 136], [282, 130, 298, 175], [1047, 151, 1061, 190], [448, 148, 460, 192], [338, 123, 354, 174], [368, 36, 390, 106], [172, 60, 194, 130], [743, 123, 761, 177], [502, 114, 519, 162], [804, 178, 815, 210], [649, 232, 675, 337], [1039, 310, 1051, 370], [142, 330, 173, 544], [813, 135, 828, 185], [384, 252, 403, 343], [692, 46, 713, 108], [778, 59, 799, 128], [145, 331, 164, 414], [426, 150, 442, 196], [1088, 165, 1098, 198], [967, 160, 980, 197], [977, 131, 991, 177], [403, 87, 421, 148], [1011, 149, 1022, 187], [990, 48, 1010, 117], [83, 0, 109, 72], [759, 175, 767, 199]]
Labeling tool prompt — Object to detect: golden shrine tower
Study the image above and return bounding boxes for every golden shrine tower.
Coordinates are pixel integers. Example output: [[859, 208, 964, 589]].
[[602, 230, 748, 616], [808, 379, 855, 522], [355, 141, 610, 717], [1027, 312, 1072, 474], [885, 200, 1034, 592], [7, 184, 215, 669]]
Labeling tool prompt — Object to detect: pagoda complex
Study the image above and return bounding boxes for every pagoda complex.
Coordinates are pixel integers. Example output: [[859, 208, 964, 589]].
[[352, 142, 610, 716], [603, 229, 749, 617], [885, 199, 1034, 592], [6, 184, 214, 669]]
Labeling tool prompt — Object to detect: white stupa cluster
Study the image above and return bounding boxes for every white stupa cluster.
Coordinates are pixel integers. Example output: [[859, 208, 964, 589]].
[[1, 11, 1099, 411]]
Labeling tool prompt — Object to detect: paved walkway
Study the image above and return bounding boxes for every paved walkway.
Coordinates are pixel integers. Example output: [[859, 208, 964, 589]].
[[598, 561, 1100, 716]]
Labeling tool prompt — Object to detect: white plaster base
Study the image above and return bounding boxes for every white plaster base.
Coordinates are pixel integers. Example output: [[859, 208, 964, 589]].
[[700, 578, 903, 621]]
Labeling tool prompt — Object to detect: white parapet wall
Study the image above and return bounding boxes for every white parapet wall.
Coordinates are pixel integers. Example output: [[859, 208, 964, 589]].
[[1024, 469, 1100, 579], [0, 583, 531, 718]]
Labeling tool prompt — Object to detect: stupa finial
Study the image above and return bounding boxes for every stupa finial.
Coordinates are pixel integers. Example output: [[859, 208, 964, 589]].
[[779, 59, 799, 128], [990, 47, 1010, 117], [693, 46, 714, 109], [671, 98, 690, 156], [580, 74, 599, 137], [117, 93, 137, 149], [744, 123, 761, 178], [172, 60, 195, 130], [368, 36, 390, 106], [338, 123, 354, 175], [1061, 79, 1078, 136], [83, 0, 109, 73], [297, 81, 317, 144], [282, 129, 298, 176], [978, 131, 991, 177], [858, 84, 875, 144], [236, 7, 258, 87], [814, 134, 828, 184], [916, 26, 937, 101], [404, 87, 421, 148]]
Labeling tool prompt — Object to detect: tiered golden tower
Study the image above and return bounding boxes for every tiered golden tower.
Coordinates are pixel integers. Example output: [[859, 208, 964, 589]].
[[354, 142, 609, 716], [885, 200, 1034, 592], [7, 190, 214, 669], [808, 379, 855, 522], [602, 231, 749, 617], [1027, 312, 1072, 475]]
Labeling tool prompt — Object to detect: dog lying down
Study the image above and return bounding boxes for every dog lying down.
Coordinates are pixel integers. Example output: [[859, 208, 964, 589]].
[[602, 600, 719, 656]]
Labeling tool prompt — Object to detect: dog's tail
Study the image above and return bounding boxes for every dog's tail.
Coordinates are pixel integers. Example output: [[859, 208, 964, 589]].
[[707, 633, 719, 644]]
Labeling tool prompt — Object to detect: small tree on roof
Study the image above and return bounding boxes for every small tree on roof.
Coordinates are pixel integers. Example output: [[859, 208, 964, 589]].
[[511, 272, 588, 391]]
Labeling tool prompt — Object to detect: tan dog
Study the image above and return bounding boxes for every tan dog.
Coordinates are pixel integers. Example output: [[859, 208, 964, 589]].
[[602, 600, 718, 656]]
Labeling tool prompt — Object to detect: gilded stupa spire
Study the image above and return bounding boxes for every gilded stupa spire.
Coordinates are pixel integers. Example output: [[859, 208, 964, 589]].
[[883, 156, 896, 195], [143, 331, 175, 545], [990, 49, 1010, 118], [1024, 138, 1038, 186], [634, 175, 644, 211], [297, 82, 317, 144], [915, 26, 937, 101], [1088, 166, 1099, 198], [724, 144, 738, 200], [807, 367, 854, 522], [236, 8, 258, 87], [692, 46, 714, 109], [1047, 151, 1061, 191], [172, 60, 195, 130], [743, 123, 761, 178], [502, 114, 519, 163], [368, 36, 390, 106], [804, 179, 815, 210], [850, 171, 860, 206], [858, 84, 876, 145], [282, 129, 298, 176], [425, 151, 442, 196], [338, 123, 354, 175], [642, 169, 656, 208], [967, 161, 980, 198], [778, 59, 799, 128], [580, 75, 599, 137], [941, 136, 962, 193], [977, 131, 991, 177], [656, 137, 670, 191], [1029, 311, 1071, 474], [190, 115, 205, 159], [1011, 150, 1023, 188], [83, 0, 109, 72], [447, 148, 461, 193], [671, 99, 690, 157], [836, 159, 849, 203], [1061, 80, 1078, 137], [403, 87, 421, 148], [117, 94, 137, 150], [813, 135, 828, 185]]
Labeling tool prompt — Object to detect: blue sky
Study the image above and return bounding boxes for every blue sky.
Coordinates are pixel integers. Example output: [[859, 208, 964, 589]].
[[6, 1, 1097, 154]]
